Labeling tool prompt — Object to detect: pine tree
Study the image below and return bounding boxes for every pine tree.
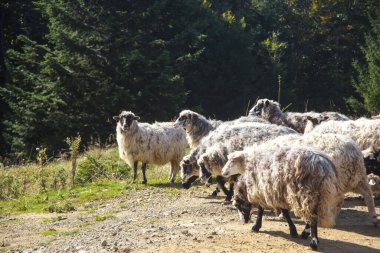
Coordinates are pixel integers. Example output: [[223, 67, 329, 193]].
[[352, 12, 380, 115]]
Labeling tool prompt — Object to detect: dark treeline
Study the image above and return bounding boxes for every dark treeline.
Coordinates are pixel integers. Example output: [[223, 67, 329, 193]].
[[0, 0, 379, 160]]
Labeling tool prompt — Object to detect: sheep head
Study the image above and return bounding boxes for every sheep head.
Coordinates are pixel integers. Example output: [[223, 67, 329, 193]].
[[174, 110, 199, 131], [249, 98, 277, 117], [180, 156, 200, 189], [222, 151, 245, 177], [113, 111, 140, 132], [233, 180, 252, 224]]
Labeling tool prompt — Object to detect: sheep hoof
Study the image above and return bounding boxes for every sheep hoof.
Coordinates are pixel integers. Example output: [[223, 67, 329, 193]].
[[372, 217, 379, 227], [141, 180, 147, 185], [300, 231, 310, 239], [290, 231, 298, 238], [251, 224, 260, 233], [224, 195, 232, 202], [309, 238, 318, 250], [211, 190, 219, 197]]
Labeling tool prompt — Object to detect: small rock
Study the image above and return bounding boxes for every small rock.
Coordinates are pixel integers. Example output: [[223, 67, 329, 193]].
[[101, 240, 108, 247], [112, 231, 117, 236]]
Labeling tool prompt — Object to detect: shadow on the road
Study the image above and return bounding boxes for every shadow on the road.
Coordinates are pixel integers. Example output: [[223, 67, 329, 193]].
[[148, 182, 184, 189], [262, 230, 380, 253]]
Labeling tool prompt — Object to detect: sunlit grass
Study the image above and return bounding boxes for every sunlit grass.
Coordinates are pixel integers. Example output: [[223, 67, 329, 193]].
[[0, 146, 189, 214]]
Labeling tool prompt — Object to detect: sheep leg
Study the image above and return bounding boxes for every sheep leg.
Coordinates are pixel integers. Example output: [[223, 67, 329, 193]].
[[141, 162, 147, 184], [300, 224, 311, 239], [216, 176, 231, 201], [252, 206, 264, 232], [169, 161, 179, 183], [132, 161, 138, 183], [309, 214, 319, 250], [211, 186, 220, 196], [280, 209, 298, 238], [353, 178, 378, 226]]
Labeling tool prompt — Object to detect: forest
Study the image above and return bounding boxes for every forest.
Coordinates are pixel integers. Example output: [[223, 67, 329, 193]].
[[1, 0, 380, 161]]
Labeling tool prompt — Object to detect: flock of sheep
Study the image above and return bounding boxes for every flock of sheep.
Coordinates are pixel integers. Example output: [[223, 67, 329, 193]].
[[113, 98, 380, 251]]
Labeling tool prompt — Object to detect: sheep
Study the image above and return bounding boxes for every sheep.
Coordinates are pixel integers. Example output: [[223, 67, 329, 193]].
[[363, 148, 380, 176], [180, 122, 297, 200], [249, 98, 349, 133], [305, 118, 380, 152], [222, 133, 378, 226], [113, 111, 187, 184], [174, 110, 222, 148], [174, 109, 268, 148], [368, 173, 380, 197], [230, 145, 340, 250]]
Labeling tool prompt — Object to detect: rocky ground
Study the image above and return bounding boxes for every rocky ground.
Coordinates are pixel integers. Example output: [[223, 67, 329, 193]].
[[1, 183, 379, 253]]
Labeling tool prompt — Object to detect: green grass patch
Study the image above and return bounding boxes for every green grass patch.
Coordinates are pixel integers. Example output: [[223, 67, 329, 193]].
[[94, 213, 113, 221], [41, 216, 67, 223], [40, 228, 79, 237], [0, 146, 189, 215], [0, 180, 127, 214], [40, 228, 60, 236]]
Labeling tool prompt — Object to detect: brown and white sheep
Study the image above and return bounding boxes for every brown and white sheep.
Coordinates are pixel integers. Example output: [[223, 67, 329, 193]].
[[180, 122, 297, 200], [230, 145, 341, 250], [223, 133, 378, 226], [249, 98, 349, 133]]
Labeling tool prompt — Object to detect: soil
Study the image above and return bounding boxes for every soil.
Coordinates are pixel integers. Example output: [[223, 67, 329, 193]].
[[1, 183, 379, 253]]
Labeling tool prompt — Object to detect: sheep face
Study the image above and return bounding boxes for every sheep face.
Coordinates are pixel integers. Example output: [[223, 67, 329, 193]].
[[368, 173, 380, 196], [222, 152, 245, 177], [249, 99, 273, 116], [113, 111, 140, 132], [233, 195, 252, 223], [364, 150, 380, 175], [180, 158, 200, 188], [174, 110, 197, 131]]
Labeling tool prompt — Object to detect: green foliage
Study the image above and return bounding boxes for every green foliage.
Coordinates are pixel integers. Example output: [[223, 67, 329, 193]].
[[0, 173, 21, 200], [66, 135, 81, 158], [1, 0, 380, 160], [75, 155, 130, 186], [351, 11, 380, 115]]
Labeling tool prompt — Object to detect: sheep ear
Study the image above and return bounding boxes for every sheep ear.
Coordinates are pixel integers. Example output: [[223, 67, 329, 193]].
[[306, 116, 318, 125], [113, 116, 120, 121], [134, 116, 140, 121]]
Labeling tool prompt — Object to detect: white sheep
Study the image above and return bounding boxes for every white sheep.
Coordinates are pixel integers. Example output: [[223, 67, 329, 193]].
[[113, 111, 187, 184], [174, 109, 267, 148], [180, 122, 297, 200], [173, 110, 221, 148], [230, 145, 340, 250], [223, 133, 378, 226], [306, 118, 380, 152], [249, 98, 349, 133]]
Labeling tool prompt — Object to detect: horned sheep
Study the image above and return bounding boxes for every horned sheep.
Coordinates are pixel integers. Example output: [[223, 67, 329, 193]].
[[113, 111, 187, 184], [180, 122, 297, 200], [223, 133, 378, 226], [230, 145, 341, 250], [249, 98, 349, 133]]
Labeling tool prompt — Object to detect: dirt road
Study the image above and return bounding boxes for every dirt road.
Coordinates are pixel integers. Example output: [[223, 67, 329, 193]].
[[1, 183, 379, 253]]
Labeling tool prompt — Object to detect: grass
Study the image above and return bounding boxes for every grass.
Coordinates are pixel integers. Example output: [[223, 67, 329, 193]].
[[40, 228, 79, 237], [94, 213, 114, 221], [0, 146, 185, 215]]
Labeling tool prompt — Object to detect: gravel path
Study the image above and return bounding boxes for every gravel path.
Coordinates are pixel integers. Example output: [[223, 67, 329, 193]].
[[1, 184, 379, 253]]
